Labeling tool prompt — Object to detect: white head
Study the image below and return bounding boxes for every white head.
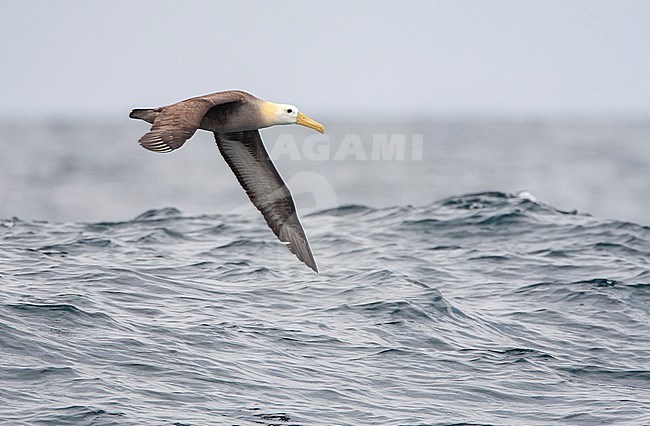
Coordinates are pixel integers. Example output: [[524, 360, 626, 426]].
[[273, 103, 300, 125], [263, 102, 325, 133]]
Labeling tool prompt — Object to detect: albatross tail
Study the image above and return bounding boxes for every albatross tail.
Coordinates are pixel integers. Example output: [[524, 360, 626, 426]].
[[129, 108, 159, 124]]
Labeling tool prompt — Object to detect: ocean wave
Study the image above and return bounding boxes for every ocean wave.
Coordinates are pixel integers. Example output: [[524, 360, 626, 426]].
[[1, 192, 649, 424]]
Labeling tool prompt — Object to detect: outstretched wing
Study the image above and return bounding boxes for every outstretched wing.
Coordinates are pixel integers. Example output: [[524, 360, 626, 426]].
[[215, 130, 318, 272], [136, 91, 250, 153]]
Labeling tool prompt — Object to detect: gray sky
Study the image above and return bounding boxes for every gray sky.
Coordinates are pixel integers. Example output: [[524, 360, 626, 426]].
[[1, 0, 648, 117]]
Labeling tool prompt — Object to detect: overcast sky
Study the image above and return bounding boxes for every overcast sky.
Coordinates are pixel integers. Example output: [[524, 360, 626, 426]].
[[1, 1, 648, 118]]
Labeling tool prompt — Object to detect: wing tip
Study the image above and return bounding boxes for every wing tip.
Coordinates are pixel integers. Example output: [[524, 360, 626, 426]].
[[306, 259, 319, 273], [138, 132, 174, 153], [283, 237, 318, 273], [292, 243, 318, 273]]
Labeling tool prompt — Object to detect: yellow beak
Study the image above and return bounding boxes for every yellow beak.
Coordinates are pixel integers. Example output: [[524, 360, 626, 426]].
[[296, 112, 325, 133]]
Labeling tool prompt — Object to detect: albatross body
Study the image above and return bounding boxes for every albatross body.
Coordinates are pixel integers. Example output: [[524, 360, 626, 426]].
[[129, 90, 325, 272]]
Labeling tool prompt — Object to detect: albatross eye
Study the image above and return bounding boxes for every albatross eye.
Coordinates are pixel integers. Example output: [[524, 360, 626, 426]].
[[287, 109, 293, 113]]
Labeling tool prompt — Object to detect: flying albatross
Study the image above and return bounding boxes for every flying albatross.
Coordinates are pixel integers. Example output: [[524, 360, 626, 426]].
[[129, 90, 325, 272]]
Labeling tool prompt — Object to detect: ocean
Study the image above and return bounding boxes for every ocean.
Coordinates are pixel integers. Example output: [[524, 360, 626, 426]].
[[0, 118, 649, 425]]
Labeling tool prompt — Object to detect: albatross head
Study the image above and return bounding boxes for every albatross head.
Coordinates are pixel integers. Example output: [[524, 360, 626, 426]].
[[265, 102, 325, 133]]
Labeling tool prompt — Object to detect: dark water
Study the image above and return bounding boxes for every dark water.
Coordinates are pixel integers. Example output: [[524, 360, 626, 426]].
[[1, 118, 649, 424], [1, 191, 649, 425]]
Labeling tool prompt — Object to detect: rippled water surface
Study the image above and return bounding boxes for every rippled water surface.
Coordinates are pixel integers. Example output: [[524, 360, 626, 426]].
[[1, 120, 649, 425], [2, 192, 649, 425]]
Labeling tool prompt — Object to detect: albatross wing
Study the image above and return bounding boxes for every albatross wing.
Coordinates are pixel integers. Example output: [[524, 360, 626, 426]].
[[215, 130, 318, 272], [135, 91, 250, 153]]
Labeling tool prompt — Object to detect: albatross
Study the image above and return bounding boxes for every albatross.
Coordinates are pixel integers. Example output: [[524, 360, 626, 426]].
[[129, 90, 325, 272]]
